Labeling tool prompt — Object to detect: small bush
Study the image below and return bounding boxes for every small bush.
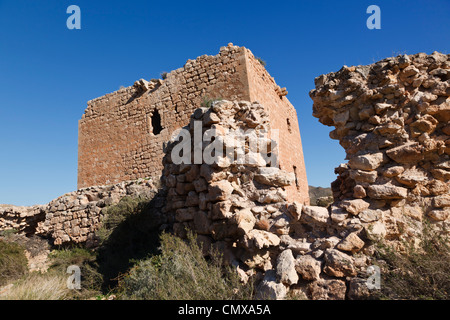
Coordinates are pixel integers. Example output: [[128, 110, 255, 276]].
[[0, 240, 28, 286], [49, 247, 96, 267], [316, 196, 333, 208], [160, 72, 168, 80], [97, 196, 153, 243], [118, 232, 254, 300], [256, 57, 266, 67], [96, 195, 162, 290], [201, 96, 223, 109], [48, 247, 102, 299], [374, 224, 449, 300]]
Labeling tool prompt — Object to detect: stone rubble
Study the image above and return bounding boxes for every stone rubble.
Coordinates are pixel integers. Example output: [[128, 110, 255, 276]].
[[163, 55, 449, 299], [162, 99, 374, 299]]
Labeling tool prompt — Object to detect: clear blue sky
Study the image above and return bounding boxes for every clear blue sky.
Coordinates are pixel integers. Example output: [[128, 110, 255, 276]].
[[0, 0, 449, 205]]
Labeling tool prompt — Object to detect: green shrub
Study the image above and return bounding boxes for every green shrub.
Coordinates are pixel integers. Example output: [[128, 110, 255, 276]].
[[374, 224, 449, 300], [48, 247, 102, 299], [201, 96, 223, 109], [0, 229, 18, 237], [96, 195, 162, 290], [97, 196, 153, 241], [316, 196, 333, 208], [256, 57, 266, 67], [161, 72, 168, 80], [49, 247, 96, 268], [118, 232, 254, 300], [0, 240, 28, 286]]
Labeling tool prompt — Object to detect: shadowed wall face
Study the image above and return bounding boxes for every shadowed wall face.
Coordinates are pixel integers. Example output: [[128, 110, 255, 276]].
[[78, 44, 309, 204]]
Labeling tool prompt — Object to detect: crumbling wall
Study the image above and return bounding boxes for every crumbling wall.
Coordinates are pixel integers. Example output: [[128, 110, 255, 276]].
[[163, 51, 449, 298], [4, 99, 364, 299], [162, 100, 370, 300], [4, 44, 311, 249], [0, 205, 45, 235], [1, 179, 159, 247], [6, 50, 446, 300], [310, 51, 449, 246]]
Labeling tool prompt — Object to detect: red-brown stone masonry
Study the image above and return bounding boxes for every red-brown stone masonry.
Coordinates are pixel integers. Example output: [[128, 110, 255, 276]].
[[78, 45, 309, 205], [78, 45, 250, 188], [244, 48, 310, 205]]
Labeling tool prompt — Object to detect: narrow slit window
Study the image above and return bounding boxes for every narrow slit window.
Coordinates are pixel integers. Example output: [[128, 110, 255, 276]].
[[287, 118, 292, 133], [151, 110, 163, 135], [293, 165, 300, 190]]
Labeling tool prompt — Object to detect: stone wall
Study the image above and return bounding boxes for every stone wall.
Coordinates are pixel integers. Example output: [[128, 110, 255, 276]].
[[1, 179, 159, 247], [2, 94, 348, 298], [0, 204, 45, 235], [78, 44, 248, 189], [244, 49, 309, 204], [162, 51, 449, 298], [4, 51, 447, 300], [162, 99, 371, 300], [78, 44, 309, 205], [310, 51, 449, 247]]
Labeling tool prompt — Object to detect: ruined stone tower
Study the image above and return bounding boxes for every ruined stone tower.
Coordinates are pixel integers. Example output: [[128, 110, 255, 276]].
[[78, 44, 309, 204]]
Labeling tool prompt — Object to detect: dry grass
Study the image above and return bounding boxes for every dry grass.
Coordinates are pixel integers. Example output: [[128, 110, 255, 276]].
[[48, 247, 103, 299], [117, 232, 254, 300], [374, 223, 449, 300], [0, 239, 28, 286], [0, 273, 71, 300]]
